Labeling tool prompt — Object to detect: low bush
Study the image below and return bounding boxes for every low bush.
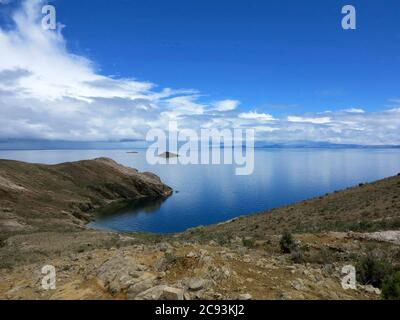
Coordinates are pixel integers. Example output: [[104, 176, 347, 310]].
[[381, 271, 400, 300], [242, 238, 255, 248], [356, 254, 393, 288], [279, 231, 296, 254], [290, 248, 305, 263], [164, 252, 177, 264]]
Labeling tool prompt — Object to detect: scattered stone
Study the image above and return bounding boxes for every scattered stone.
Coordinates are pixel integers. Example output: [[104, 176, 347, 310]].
[[156, 242, 173, 252], [97, 255, 149, 294], [155, 253, 177, 272], [243, 256, 251, 263], [199, 254, 213, 265], [199, 249, 209, 256], [360, 285, 381, 295], [186, 251, 198, 258], [291, 278, 305, 291], [356, 231, 400, 245], [127, 273, 158, 299], [135, 285, 184, 300], [221, 252, 235, 260], [184, 278, 208, 291], [135, 285, 167, 300], [238, 293, 252, 300], [68, 253, 79, 262], [161, 287, 184, 300], [221, 266, 231, 278], [279, 292, 292, 300]]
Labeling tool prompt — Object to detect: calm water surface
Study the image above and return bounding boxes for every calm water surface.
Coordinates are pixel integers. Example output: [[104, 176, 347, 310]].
[[1, 149, 399, 233]]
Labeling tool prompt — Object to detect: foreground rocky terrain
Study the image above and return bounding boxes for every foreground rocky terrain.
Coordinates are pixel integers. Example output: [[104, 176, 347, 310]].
[[0, 159, 399, 300], [2, 230, 396, 300]]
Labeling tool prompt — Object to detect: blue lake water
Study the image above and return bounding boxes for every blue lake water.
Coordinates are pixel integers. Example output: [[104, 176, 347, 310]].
[[1, 148, 400, 233]]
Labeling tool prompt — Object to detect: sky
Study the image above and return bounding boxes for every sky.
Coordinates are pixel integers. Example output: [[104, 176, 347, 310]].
[[0, 0, 399, 145]]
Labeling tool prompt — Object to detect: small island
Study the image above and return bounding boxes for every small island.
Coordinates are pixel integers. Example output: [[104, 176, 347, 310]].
[[158, 151, 179, 159]]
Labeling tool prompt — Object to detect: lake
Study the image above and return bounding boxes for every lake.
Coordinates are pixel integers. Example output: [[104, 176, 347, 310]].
[[1, 148, 399, 233]]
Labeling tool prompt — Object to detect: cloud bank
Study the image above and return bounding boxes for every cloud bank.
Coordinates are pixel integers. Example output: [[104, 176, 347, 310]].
[[0, 0, 399, 145]]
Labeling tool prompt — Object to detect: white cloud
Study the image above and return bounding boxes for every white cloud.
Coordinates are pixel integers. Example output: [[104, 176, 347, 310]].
[[342, 108, 365, 113], [0, 0, 399, 146], [0, 0, 214, 141], [238, 111, 275, 122], [287, 116, 331, 124], [213, 99, 240, 112], [252, 126, 279, 133]]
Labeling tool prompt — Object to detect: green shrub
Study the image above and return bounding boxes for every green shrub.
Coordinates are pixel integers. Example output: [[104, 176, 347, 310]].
[[382, 271, 400, 300], [189, 226, 205, 234], [356, 254, 393, 288], [214, 233, 231, 246], [164, 252, 177, 264], [280, 231, 296, 254], [242, 238, 255, 248]]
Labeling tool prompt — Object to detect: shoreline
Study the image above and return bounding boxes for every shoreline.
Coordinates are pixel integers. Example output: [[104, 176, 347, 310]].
[[88, 173, 400, 236], [0, 159, 399, 300]]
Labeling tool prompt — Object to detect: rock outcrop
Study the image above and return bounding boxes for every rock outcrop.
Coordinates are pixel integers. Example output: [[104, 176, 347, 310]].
[[0, 158, 172, 235]]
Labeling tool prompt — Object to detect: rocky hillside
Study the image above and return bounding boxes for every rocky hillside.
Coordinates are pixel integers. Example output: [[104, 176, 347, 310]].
[[0, 160, 399, 300], [0, 158, 172, 237]]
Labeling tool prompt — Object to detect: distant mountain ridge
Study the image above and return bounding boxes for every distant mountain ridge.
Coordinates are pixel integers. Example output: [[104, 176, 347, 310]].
[[256, 141, 400, 149], [0, 139, 399, 150]]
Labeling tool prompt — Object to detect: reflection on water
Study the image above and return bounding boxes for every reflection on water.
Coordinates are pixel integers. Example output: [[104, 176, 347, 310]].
[[93, 197, 165, 221], [1, 148, 400, 233]]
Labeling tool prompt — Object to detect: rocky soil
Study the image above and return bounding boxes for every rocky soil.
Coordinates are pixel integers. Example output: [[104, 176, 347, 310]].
[[0, 231, 387, 300], [0, 159, 399, 300]]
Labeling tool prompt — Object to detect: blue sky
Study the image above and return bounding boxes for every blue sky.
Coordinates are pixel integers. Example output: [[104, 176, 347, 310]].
[[56, 0, 400, 114], [0, 0, 399, 144]]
